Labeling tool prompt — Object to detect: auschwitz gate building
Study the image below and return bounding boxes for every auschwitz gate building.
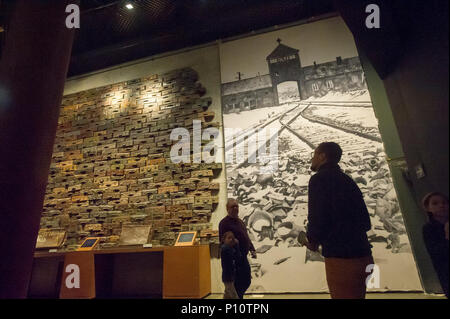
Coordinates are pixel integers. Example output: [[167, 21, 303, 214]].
[[222, 39, 367, 114]]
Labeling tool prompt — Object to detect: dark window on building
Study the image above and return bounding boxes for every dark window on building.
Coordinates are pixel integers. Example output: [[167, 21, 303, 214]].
[[326, 80, 334, 89], [336, 56, 342, 65], [312, 83, 319, 91]]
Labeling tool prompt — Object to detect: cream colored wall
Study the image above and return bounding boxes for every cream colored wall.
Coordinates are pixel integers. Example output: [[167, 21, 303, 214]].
[[64, 44, 227, 294]]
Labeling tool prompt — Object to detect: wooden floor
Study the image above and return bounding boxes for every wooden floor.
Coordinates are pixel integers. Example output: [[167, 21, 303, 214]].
[[205, 292, 446, 299]]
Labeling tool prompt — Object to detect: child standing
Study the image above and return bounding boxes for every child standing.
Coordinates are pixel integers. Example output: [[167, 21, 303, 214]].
[[221, 231, 241, 299], [422, 192, 449, 298]]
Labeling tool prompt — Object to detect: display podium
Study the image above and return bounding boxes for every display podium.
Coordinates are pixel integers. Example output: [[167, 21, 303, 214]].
[[29, 245, 211, 299], [59, 251, 96, 299], [163, 246, 211, 298]]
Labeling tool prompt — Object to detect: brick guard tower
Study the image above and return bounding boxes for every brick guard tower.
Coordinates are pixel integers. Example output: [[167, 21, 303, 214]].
[[266, 38, 305, 105]]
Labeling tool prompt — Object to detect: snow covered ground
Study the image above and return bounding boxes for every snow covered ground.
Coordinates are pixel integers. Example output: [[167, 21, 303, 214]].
[[304, 90, 371, 103], [308, 105, 379, 129], [223, 103, 295, 130]]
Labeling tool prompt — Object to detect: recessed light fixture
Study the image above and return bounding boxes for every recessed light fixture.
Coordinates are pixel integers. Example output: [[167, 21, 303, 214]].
[[125, 3, 134, 10]]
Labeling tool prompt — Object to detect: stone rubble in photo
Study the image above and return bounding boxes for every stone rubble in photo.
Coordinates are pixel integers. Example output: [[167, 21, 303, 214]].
[[225, 93, 411, 278]]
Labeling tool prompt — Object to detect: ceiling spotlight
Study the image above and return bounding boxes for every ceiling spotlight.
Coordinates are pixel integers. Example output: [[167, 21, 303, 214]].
[[125, 3, 134, 10]]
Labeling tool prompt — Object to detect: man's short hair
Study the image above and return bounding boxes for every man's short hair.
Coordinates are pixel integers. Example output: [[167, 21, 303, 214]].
[[317, 142, 342, 165]]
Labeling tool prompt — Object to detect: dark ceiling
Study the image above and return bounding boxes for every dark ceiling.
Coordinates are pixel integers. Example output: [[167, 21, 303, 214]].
[[70, 0, 336, 76]]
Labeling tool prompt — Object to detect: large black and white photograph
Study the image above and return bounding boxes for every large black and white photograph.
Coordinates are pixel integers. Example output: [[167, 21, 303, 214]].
[[220, 16, 422, 292]]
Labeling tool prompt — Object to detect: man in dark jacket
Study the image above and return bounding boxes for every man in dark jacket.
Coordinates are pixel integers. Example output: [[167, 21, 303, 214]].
[[306, 142, 374, 299], [219, 198, 256, 299]]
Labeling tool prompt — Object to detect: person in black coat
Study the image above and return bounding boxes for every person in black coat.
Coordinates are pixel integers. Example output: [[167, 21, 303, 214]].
[[305, 142, 374, 299], [422, 192, 449, 298]]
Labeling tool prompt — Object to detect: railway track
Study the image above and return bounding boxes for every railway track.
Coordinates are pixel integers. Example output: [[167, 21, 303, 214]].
[[279, 103, 316, 150], [231, 103, 307, 168], [226, 100, 384, 169], [224, 103, 299, 153]]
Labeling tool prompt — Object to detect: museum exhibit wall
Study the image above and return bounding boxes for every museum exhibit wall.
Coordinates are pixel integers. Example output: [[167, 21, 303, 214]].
[[219, 16, 422, 292], [38, 44, 229, 293], [37, 16, 426, 294]]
